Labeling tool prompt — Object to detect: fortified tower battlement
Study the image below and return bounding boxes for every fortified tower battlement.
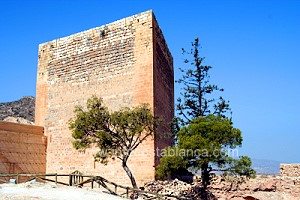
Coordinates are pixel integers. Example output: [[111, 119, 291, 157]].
[[35, 10, 174, 186]]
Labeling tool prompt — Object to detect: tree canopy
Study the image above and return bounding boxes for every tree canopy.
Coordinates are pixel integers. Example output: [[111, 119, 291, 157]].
[[69, 96, 157, 189], [177, 37, 230, 125]]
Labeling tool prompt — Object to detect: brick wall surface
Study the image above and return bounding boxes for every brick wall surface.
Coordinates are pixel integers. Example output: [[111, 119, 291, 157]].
[[0, 121, 46, 182], [280, 164, 300, 177], [35, 10, 174, 187]]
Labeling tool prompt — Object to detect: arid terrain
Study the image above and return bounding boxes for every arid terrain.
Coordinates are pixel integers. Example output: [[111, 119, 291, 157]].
[[144, 175, 300, 199], [1, 174, 300, 200], [0, 181, 123, 200]]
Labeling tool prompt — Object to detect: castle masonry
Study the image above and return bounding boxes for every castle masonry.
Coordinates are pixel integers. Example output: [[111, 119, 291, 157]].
[[0, 121, 46, 182], [35, 10, 174, 186]]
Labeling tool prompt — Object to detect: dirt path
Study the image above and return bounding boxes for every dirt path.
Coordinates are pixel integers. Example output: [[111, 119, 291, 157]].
[[0, 182, 124, 200]]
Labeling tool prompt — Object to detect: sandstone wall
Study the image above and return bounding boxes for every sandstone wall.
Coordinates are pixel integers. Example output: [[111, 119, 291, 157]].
[[0, 121, 46, 182], [152, 14, 174, 165], [280, 164, 300, 177], [35, 10, 173, 187]]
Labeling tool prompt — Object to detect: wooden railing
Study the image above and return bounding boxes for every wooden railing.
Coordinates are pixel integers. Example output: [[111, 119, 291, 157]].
[[0, 172, 192, 200]]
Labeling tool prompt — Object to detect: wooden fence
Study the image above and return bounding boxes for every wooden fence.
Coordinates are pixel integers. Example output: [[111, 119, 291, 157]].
[[0, 172, 193, 200]]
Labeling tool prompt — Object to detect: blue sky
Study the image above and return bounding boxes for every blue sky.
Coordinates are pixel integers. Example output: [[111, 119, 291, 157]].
[[0, 0, 299, 163]]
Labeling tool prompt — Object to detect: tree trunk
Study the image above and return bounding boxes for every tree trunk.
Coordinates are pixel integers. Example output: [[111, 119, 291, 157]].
[[201, 162, 210, 191], [122, 156, 138, 189]]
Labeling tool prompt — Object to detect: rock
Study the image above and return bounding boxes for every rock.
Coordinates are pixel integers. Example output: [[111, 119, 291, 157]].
[[248, 182, 260, 192], [243, 191, 293, 200], [239, 183, 250, 191], [258, 179, 276, 191], [243, 194, 259, 200], [277, 176, 295, 192], [3, 116, 34, 125], [294, 178, 300, 186]]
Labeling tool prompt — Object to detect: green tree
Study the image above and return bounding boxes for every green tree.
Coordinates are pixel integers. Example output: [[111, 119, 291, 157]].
[[178, 115, 255, 189], [157, 115, 255, 190], [157, 38, 255, 192], [156, 146, 192, 180], [69, 96, 157, 189], [177, 37, 230, 125]]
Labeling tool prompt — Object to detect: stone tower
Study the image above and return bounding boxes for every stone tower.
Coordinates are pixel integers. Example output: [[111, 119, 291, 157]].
[[35, 10, 173, 186]]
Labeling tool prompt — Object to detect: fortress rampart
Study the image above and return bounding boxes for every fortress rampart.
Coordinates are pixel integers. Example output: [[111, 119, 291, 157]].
[[35, 10, 174, 186], [0, 121, 46, 182]]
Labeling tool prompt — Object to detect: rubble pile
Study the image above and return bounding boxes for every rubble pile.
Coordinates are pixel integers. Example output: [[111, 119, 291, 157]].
[[143, 175, 300, 200], [144, 179, 215, 199]]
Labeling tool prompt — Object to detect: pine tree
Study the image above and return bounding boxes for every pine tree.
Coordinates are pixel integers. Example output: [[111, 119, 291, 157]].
[[177, 37, 230, 125]]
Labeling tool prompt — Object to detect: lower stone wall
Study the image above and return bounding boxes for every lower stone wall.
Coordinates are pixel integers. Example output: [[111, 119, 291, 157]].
[[0, 121, 46, 182], [280, 164, 300, 177], [45, 135, 155, 187]]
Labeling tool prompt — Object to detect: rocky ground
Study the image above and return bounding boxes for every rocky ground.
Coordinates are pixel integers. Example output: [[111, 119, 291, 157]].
[[0, 96, 35, 124], [0, 175, 299, 199], [144, 175, 300, 199]]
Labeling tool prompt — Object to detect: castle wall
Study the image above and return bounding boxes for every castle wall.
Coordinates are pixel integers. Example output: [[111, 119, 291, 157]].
[[0, 121, 46, 182], [35, 10, 173, 187], [152, 15, 174, 165]]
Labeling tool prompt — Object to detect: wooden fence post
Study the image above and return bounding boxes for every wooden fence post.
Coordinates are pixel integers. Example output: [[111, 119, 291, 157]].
[[69, 175, 72, 186], [55, 173, 57, 185]]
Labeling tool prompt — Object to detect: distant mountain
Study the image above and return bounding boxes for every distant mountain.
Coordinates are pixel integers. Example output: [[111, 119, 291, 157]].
[[251, 159, 281, 175], [0, 96, 35, 123]]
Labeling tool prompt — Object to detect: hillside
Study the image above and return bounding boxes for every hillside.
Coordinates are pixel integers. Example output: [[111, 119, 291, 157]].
[[251, 158, 281, 175], [0, 96, 35, 123]]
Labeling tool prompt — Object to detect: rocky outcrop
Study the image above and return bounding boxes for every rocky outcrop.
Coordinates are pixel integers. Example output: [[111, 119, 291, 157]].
[[144, 175, 300, 199], [0, 96, 35, 124], [209, 175, 300, 199], [280, 164, 300, 177], [3, 116, 34, 125]]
